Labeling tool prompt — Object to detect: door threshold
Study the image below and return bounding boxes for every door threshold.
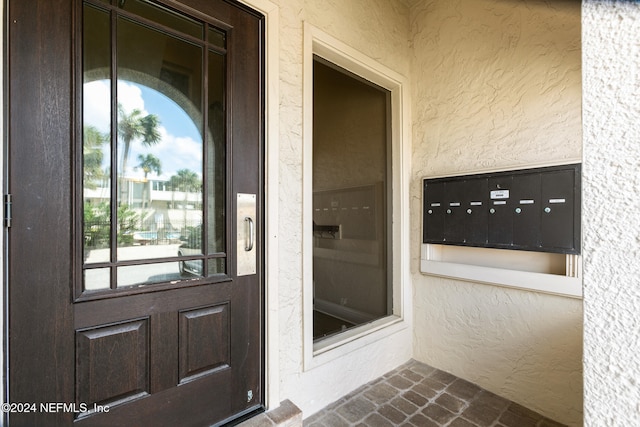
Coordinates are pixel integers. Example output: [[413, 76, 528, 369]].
[[234, 400, 302, 427], [214, 406, 264, 427]]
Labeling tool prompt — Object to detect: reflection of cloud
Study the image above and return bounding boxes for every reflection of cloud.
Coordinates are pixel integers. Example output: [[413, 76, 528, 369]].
[[84, 80, 147, 132], [83, 80, 110, 132], [84, 80, 202, 180], [118, 81, 146, 114], [129, 127, 202, 180]]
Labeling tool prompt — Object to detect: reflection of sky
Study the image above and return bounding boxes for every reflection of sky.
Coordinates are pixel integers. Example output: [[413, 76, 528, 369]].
[[83, 80, 203, 181]]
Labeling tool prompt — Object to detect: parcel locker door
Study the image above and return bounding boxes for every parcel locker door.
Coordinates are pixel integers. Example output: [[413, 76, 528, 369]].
[[541, 170, 578, 253], [464, 177, 488, 245], [444, 180, 465, 243], [423, 180, 445, 242], [488, 176, 513, 247], [512, 173, 541, 249]]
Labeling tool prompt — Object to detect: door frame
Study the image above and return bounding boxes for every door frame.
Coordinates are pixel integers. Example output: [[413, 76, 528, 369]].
[[234, 0, 280, 411], [233, 0, 280, 411], [0, 0, 281, 419]]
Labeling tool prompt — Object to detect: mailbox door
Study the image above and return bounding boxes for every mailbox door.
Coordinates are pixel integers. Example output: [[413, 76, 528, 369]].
[[488, 176, 513, 247], [541, 169, 578, 252], [464, 178, 488, 245], [423, 181, 445, 242], [444, 180, 465, 243], [512, 173, 541, 249]]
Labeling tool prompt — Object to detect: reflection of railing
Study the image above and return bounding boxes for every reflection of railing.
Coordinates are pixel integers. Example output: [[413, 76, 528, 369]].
[[84, 184, 202, 206], [131, 230, 183, 246], [84, 220, 111, 248], [84, 220, 202, 248]]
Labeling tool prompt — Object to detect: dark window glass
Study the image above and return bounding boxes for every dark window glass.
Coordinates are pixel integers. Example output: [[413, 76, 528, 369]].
[[119, 0, 203, 39]]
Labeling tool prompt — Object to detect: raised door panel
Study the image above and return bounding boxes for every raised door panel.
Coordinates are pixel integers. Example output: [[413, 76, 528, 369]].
[[76, 319, 150, 409], [179, 304, 230, 383]]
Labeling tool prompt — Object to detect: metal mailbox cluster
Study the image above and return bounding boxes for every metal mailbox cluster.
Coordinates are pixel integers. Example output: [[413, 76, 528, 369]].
[[423, 164, 581, 254]]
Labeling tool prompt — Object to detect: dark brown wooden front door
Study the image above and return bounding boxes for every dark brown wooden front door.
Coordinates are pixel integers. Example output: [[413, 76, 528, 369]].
[[7, 1, 264, 426]]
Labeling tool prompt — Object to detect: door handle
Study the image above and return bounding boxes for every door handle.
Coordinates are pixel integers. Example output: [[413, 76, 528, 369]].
[[237, 193, 256, 276], [245, 216, 254, 251]]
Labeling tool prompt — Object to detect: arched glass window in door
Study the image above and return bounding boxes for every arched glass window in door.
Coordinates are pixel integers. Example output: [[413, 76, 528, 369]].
[[81, 0, 227, 292]]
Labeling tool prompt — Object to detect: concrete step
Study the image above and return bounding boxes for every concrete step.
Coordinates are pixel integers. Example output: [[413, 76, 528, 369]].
[[237, 400, 302, 427]]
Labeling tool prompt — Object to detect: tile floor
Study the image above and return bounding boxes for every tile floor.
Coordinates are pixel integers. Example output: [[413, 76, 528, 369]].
[[303, 360, 566, 427]]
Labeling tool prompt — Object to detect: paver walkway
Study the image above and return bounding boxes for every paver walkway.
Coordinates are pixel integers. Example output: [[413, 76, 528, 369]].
[[303, 360, 566, 427]]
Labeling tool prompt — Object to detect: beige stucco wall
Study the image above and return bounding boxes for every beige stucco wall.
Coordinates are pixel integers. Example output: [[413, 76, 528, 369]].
[[409, 1, 583, 425], [272, 0, 413, 416], [582, 2, 640, 426]]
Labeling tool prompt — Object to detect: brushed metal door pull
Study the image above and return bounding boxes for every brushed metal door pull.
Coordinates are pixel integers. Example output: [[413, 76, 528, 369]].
[[245, 217, 254, 251]]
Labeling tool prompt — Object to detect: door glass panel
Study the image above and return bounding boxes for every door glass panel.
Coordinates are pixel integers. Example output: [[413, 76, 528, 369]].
[[82, 1, 228, 292], [208, 258, 226, 276], [207, 50, 225, 256], [116, 16, 203, 263], [119, 0, 203, 39], [209, 28, 226, 49], [117, 261, 193, 288], [114, 82, 203, 263], [83, 4, 111, 264], [117, 16, 203, 121], [85, 268, 111, 291]]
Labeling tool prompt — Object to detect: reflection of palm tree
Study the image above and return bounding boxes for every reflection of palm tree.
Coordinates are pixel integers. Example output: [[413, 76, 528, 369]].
[[83, 125, 108, 190], [136, 153, 162, 179], [169, 169, 201, 230], [117, 104, 161, 204], [169, 168, 201, 199], [135, 154, 162, 209]]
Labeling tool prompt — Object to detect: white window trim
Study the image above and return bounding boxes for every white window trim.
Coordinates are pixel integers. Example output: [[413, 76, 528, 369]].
[[302, 22, 411, 370]]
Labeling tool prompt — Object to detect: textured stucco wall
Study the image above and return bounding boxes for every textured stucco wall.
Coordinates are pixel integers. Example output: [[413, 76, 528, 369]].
[[273, 0, 413, 417], [409, 1, 583, 425], [582, 2, 640, 426]]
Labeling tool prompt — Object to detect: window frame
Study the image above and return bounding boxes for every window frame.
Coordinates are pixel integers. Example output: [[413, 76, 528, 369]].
[[77, 0, 232, 300], [302, 23, 411, 370]]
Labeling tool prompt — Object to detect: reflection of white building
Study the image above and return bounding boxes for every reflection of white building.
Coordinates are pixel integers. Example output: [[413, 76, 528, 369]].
[[84, 176, 203, 231]]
